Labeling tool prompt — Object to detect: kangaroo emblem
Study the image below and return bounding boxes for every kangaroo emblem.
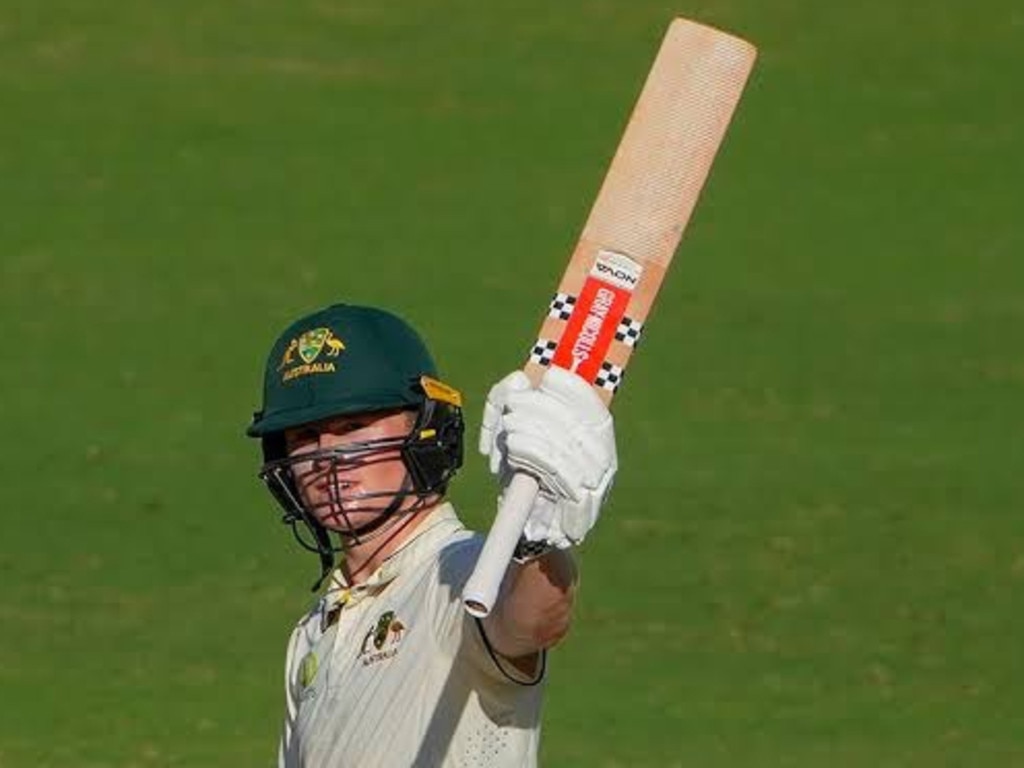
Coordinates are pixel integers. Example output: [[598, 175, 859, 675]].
[[277, 339, 299, 370]]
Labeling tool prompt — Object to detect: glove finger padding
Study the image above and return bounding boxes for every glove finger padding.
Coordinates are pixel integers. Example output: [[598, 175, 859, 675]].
[[479, 370, 533, 476], [479, 370, 532, 453], [535, 365, 613, 423], [515, 368, 616, 479], [502, 409, 614, 490], [503, 430, 587, 500]]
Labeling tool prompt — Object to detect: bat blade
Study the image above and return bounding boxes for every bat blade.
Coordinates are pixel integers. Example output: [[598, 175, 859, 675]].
[[463, 18, 757, 617], [527, 18, 757, 400]]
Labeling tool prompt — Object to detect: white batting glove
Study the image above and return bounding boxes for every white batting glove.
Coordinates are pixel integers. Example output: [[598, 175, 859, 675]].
[[479, 367, 617, 549]]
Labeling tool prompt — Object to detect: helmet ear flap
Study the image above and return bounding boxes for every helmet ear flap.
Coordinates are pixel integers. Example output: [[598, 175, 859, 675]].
[[403, 400, 464, 495]]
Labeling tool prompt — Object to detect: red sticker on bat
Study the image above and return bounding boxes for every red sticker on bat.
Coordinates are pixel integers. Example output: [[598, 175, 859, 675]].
[[552, 250, 642, 381]]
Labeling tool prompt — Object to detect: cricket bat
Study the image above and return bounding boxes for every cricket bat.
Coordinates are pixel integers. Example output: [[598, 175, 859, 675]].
[[462, 18, 757, 617]]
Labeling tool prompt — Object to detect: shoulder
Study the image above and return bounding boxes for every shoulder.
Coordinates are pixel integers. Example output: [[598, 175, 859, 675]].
[[434, 530, 484, 585], [412, 528, 483, 628], [409, 503, 485, 585], [287, 595, 330, 648]]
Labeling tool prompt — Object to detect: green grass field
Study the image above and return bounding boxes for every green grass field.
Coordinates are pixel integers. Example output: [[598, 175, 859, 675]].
[[2, 1, 1022, 765]]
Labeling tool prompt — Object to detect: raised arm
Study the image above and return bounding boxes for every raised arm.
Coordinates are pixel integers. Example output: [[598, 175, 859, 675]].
[[477, 367, 616, 658]]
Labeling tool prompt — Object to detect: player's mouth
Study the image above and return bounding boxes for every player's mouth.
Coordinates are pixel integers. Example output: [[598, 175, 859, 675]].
[[308, 477, 381, 522], [313, 478, 356, 506]]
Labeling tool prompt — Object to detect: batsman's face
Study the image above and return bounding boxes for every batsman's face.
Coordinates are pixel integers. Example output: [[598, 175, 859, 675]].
[[284, 409, 416, 532]]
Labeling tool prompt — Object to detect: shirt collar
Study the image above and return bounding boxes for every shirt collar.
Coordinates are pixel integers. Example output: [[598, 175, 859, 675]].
[[324, 503, 464, 609]]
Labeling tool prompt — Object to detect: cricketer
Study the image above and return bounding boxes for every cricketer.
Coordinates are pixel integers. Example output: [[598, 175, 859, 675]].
[[247, 303, 617, 767]]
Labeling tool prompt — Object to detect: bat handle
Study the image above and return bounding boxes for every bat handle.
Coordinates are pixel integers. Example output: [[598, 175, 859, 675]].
[[462, 472, 540, 617]]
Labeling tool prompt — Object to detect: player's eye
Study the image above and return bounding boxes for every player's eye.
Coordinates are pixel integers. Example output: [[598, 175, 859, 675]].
[[328, 418, 373, 436], [286, 429, 322, 453]]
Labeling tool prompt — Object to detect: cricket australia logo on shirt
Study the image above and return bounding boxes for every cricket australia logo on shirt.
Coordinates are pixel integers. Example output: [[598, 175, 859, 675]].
[[277, 326, 346, 382], [358, 610, 407, 666]]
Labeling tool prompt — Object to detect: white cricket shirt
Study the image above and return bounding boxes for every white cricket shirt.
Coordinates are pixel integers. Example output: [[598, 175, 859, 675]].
[[278, 503, 545, 767]]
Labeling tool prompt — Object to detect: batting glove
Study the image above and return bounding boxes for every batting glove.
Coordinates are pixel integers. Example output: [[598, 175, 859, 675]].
[[479, 367, 617, 549]]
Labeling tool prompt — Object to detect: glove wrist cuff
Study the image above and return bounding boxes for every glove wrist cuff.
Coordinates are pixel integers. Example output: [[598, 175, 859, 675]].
[[512, 536, 557, 564]]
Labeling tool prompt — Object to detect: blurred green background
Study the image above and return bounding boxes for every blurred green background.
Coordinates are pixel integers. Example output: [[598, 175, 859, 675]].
[[2, 1, 1022, 765]]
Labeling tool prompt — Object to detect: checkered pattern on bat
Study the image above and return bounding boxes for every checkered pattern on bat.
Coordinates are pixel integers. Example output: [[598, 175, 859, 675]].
[[615, 316, 644, 347], [595, 361, 624, 393], [529, 339, 558, 367], [548, 293, 577, 321]]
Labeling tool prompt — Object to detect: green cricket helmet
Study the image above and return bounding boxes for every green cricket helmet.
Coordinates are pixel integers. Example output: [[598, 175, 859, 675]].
[[248, 303, 464, 588]]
